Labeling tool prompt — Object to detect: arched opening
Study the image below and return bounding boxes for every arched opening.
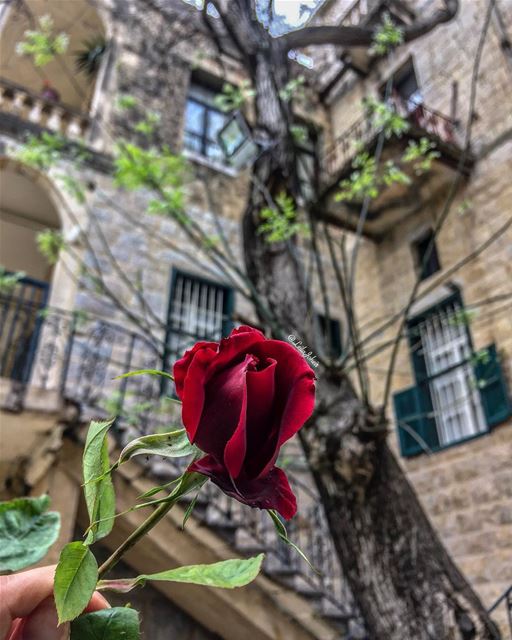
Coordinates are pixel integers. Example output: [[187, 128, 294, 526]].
[[0, 0, 107, 137], [0, 161, 62, 383]]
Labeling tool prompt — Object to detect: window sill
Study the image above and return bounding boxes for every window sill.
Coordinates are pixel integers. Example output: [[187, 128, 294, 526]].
[[183, 149, 239, 178], [403, 428, 493, 459]]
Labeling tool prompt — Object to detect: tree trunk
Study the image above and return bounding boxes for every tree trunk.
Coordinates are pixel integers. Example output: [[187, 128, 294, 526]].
[[300, 397, 501, 639], [235, 13, 501, 639]]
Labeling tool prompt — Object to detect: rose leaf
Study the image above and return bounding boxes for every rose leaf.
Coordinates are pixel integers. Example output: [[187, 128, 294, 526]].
[[70, 607, 140, 639], [98, 554, 264, 593], [82, 418, 116, 544], [54, 541, 98, 624], [0, 494, 60, 572]]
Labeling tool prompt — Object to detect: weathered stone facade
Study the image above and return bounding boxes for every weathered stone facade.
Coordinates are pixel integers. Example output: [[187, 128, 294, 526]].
[[317, 0, 512, 630], [0, 0, 511, 636]]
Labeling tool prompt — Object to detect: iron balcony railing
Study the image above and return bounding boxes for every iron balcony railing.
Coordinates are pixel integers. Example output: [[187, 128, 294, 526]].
[[0, 291, 365, 636], [322, 95, 459, 181]]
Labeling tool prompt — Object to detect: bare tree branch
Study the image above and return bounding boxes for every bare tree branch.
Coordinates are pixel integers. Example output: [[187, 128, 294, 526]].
[[280, 0, 459, 50]]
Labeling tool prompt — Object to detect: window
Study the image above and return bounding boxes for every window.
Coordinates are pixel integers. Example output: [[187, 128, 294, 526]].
[[162, 270, 234, 377], [381, 59, 423, 113], [393, 292, 511, 456], [184, 83, 229, 164], [412, 229, 441, 281], [316, 313, 342, 359]]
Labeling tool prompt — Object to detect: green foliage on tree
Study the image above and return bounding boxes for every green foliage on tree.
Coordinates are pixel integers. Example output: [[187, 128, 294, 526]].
[[0, 267, 25, 294], [258, 192, 310, 243], [403, 137, 441, 174], [370, 12, 404, 56], [364, 98, 410, 139], [37, 229, 65, 265], [279, 75, 306, 103], [14, 132, 65, 170], [16, 14, 69, 66], [214, 80, 255, 112]]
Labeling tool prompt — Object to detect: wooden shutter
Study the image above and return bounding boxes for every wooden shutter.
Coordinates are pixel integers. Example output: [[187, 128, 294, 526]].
[[393, 382, 439, 457], [475, 343, 511, 428]]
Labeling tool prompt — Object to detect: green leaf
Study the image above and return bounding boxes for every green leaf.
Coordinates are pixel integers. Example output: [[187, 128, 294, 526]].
[[0, 495, 60, 572], [118, 429, 196, 465], [54, 541, 98, 624], [71, 607, 140, 640], [83, 419, 116, 544], [98, 554, 264, 594], [182, 492, 200, 530], [268, 510, 320, 574], [114, 368, 174, 381]]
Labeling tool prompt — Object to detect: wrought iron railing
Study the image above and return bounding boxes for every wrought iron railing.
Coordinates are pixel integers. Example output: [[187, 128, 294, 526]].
[[322, 95, 459, 181], [0, 294, 365, 636]]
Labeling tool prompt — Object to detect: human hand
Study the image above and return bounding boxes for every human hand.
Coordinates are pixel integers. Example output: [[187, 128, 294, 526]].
[[0, 565, 109, 640]]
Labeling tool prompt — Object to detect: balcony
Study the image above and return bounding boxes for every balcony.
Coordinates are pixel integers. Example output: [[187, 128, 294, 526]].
[[0, 289, 365, 636], [318, 0, 416, 97], [0, 0, 105, 144], [319, 96, 474, 238], [0, 77, 91, 140]]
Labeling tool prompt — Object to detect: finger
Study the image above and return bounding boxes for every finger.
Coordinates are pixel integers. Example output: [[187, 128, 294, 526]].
[[85, 592, 110, 613], [0, 566, 55, 638], [19, 597, 69, 640]]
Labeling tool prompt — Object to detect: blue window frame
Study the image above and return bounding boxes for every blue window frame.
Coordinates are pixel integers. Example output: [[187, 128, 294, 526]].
[[184, 84, 229, 164]]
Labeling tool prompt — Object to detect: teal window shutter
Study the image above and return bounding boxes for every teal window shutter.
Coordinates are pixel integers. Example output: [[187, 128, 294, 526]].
[[394, 386, 423, 457], [393, 383, 439, 457], [474, 344, 511, 428]]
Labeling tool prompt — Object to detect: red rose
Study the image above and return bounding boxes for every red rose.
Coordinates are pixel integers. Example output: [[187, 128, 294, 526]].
[[173, 326, 316, 519]]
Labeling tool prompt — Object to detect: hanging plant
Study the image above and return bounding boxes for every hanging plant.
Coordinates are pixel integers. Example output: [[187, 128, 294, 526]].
[[74, 36, 107, 77]]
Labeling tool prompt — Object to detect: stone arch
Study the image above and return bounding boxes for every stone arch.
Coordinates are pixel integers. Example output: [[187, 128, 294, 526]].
[[0, 156, 87, 386], [0, 0, 108, 113]]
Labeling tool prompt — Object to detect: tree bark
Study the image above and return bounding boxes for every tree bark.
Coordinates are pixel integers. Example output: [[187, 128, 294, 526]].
[[300, 397, 501, 639], [221, 2, 501, 637]]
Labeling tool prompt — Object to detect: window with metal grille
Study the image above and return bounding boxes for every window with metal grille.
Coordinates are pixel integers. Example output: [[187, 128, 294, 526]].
[[184, 83, 229, 164], [412, 229, 441, 281], [393, 292, 511, 457], [163, 270, 234, 377]]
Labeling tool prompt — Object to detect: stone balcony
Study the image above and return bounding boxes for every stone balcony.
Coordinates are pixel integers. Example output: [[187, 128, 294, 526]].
[[0, 76, 91, 141]]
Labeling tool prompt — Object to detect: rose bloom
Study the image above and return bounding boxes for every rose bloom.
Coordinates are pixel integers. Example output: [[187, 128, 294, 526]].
[[174, 326, 316, 519]]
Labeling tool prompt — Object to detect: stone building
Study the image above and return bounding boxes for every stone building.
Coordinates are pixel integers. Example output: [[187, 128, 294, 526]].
[[0, 0, 511, 637]]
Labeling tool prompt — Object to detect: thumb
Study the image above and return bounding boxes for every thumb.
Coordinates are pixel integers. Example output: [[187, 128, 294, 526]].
[[18, 597, 68, 640]]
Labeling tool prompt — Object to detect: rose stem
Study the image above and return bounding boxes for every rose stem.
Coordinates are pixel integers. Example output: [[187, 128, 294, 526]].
[[98, 500, 175, 578]]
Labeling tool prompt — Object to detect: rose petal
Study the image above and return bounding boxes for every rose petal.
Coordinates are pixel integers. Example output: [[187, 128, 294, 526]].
[[173, 341, 218, 399], [190, 456, 297, 520], [208, 327, 266, 378], [194, 354, 255, 460], [225, 358, 277, 479], [180, 347, 217, 442], [249, 341, 316, 478]]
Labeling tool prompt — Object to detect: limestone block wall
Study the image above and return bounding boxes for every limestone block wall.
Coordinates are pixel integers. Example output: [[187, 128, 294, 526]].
[[322, 0, 512, 620]]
